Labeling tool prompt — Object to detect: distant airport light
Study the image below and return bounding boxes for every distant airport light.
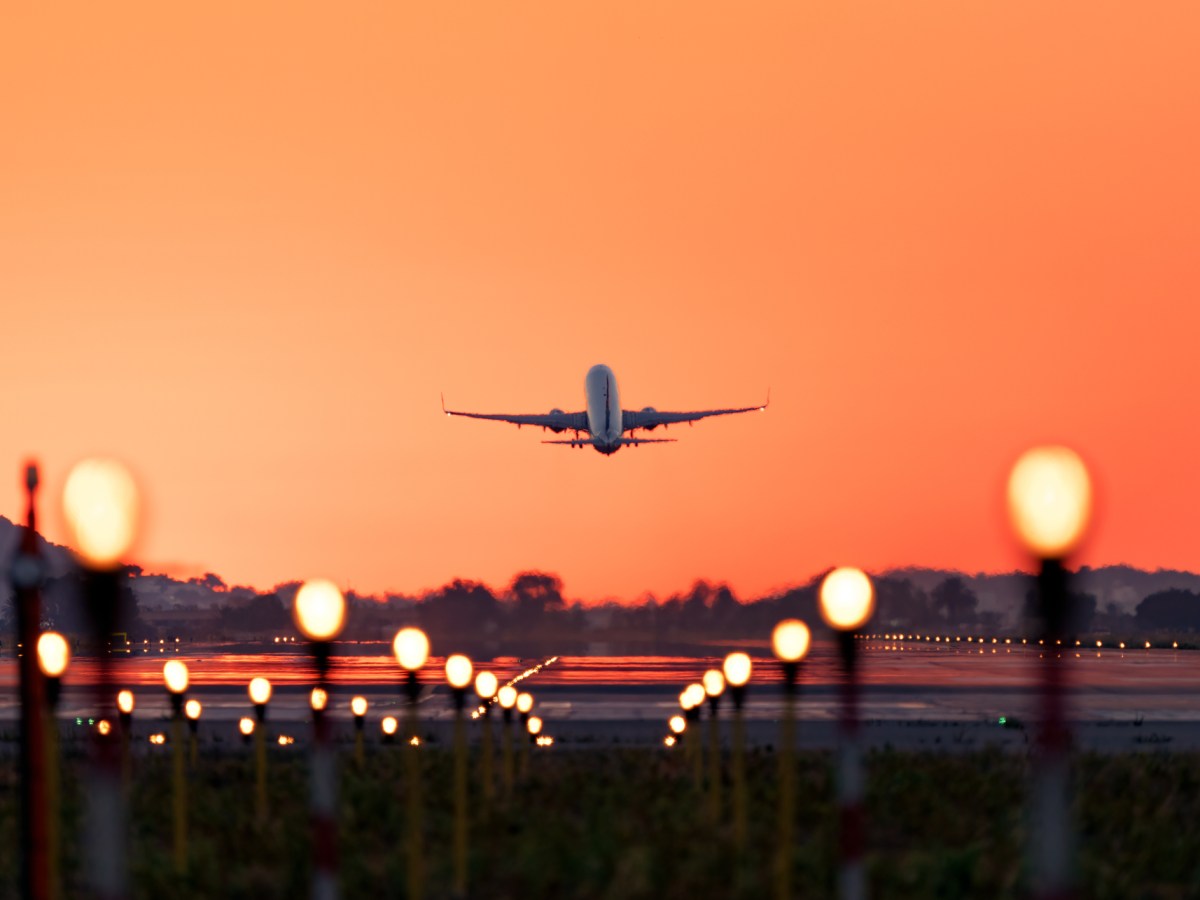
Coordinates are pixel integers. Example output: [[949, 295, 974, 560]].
[[239, 717, 255, 738], [722, 653, 752, 689], [819, 568, 876, 632], [664, 735, 677, 747], [248, 677, 272, 707], [310, 687, 328, 712], [117, 690, 135, 715], [475, 671, 499, 701], [162, 660, 189, 696], [516, 692, 534, 715], [36, 632, 70, 678], [97, 720, 111, 736], [669, 715, 686, 735], [382, 716, 399, 737], [498, 685, 518, 709], [772, 620, 811, 663], [292, 579, 347, 642], [61, 458, 140, 569], [445, 654, 474, 690], [1007, 446, 1093, 559], [351, 696, 368, 718], [393, 627, 430, 672], [702, 669, 726, 698]]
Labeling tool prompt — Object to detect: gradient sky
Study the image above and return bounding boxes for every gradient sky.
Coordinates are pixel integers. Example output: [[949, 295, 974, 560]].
[[2, 3, 1198, 600]]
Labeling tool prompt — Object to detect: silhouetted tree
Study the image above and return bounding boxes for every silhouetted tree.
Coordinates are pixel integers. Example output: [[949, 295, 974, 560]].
[[1136, 589, 1200, 631], [931, 577, 978, 627]]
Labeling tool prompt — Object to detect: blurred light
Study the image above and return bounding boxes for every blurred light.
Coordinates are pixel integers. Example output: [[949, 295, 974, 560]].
[[277, 735, 295, 746], [293, 579, 347, 641], [723, 652, 752, 688], [819, 568, 876, 631], [1006, 446, 1093, 558], [445, 654, 473, 689], [702, 669, 725, 697], [248, 677, 272, 705], [393, 627, 430, 671], [149, 733, 166, 745], [1119, 642, 1126, 650], [36, 632, 70, 678], [61, 458, 140, 569], [351, 696, 368, 717], [475, 671, 499, 700], [527, 716, 543, 735], [381, 716, 398, 736], [310, 687, 328, 711], [97, 720, 112, 736], [185, 699, 202, 720], [1145, 641, 1151, 649], [409, 736, 421, 746], [163, 660, 189, 695], [498, 685, 517, 709], [238, 717, 254, 737], [516, 692, 534, 714], [669, 715, 686, 735], [683, 683, 706, 709], [664, 735, 677, 747], [117, 690, 135, 715]]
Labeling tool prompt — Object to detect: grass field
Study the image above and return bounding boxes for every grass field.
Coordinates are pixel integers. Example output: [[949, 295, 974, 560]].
[[2, 744, 1199, 899]]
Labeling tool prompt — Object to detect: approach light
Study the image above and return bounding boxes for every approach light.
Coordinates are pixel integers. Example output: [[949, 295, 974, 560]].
[[293, 579, 347, 641], [475, 671, 499, 701], [683, 683, 706, 709], [310, 687, 328, 711], [669, 715, 686, 735], [382, 716, 398, 736], [702, 669, 725, 698], [516, 692, 534, 714], [527, 716, 543, 736], [392, 627, 430, 671], [1007, 446, 1093, 559], [351, 696, 368, 717], [163, 660, 189, 695], [498, 685, 517, 709], [445, 654, 473, 689], [117, 690, 135, 715], [248, 677, 272, 706], [36, 632, 70, 678], [185, 699, 202, 720], [723, 652, 752, 688], [772, 619, 811, 662], [61, 458, 140, 569], [239, 717, 255, 737], [819, 567, 875, 631]]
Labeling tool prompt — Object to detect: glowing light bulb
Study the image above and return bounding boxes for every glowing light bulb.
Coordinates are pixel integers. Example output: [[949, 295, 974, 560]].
[[248, 677, 272, 705], [310, 687, 328, 711], [392, 627, 430, 671], [516, 692, 534, 714], [36, 632, 70, 678], [664, 735, 677, 747], [497, 685, 517, 709], [683, 683, 706, 709], [185, 699, 202, 720], [293, 579, 346, 641], [475, 671, 498, 700], [351, 696, 368, 717], [669, 715, 686, 734], [97, 720, 111, 736], [117, 690, 135, 714], [819, 567, 875, 631], [382, 716, 398, 736], [702, 669, 725, 697], [723, 652, 752, 688], [1007, 446, 1093, 559], [527, 715, 543, 735], [162, 660, 189, 695], [61, 458, 140, 569], [772, 619, 811, 662], [238, 717, 255, 737], [445, 654, 473, 689]]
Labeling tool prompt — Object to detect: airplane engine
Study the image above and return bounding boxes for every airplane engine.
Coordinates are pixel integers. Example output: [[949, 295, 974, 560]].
[[548, 408, 566, 433], [640, 406, 659, 430]]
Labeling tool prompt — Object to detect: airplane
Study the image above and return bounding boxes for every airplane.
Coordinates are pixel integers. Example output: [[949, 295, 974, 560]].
[[442, 363, 767, 455]]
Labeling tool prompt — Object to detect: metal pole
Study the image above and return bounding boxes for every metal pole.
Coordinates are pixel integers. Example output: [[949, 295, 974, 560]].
[[502, 706, 514, 801], [707, 697, 722, 825], [405, 672, 424, 900], [686, 705, 702, 790], [776, 661, 799, 900], [730, 685, 747, 851], [44, 677, 62, 900], [453, 688, 468, 899], [12, 463, 49, 900], [480, 706, 494, 807], [310, 645, 338, 900], [1032, 559, 1075, 900], [255, 702, 268, 824], [836, 630, 865, 900], [171, 697, 187, 874]]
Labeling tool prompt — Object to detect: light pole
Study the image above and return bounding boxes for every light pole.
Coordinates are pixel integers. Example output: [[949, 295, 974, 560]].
[[771, 618, 811, 900], [819, 567, 876, 900], [248, 677, 272, 823], [36, 632, 69, 900], [526, 715, 543, 745], [117, 690, 135, 788], [162, 660, 190, 874], [497, 685, 518, 799], [293, 578, 348, 900], [702, 668, 726, 824], [722, 652, 752, 851], [184, 700, 202, 768], [516, 692, 534, 781], [239, 717, 255, 748], [680, 683, 706, 790], [350, 697, 368, 765], [381, 716, 399, 745], [393, 627, 430, 900], [62, 458, 139, 900], [445, 654, 474, 899], [1007, 446, 1093, 900], [474, 671, 499, 807]]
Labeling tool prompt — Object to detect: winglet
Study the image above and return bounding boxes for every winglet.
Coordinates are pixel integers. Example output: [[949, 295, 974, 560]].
[[441, 392, 449, 416], [760, 387, 771, 411]]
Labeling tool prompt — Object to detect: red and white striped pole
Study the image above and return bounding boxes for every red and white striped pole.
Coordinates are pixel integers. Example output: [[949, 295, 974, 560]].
[[1007, 447, 1093, 900], [819, 568, 876, 900], [293, 579, 349, 900]]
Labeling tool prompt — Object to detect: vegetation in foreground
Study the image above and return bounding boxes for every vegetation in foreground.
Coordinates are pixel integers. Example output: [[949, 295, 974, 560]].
[[1, 746, 1198, 899]]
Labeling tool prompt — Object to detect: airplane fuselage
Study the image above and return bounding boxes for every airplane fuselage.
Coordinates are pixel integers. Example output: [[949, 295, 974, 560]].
[[584, 364, 623, 454]]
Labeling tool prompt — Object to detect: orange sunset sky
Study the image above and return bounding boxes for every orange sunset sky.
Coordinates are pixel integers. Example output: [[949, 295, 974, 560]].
[[2, 3, 1198, 601]]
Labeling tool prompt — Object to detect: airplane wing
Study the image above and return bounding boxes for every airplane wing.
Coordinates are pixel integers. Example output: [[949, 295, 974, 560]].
[[442, 395, 588, 432], [621, 392, 769, 433]]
